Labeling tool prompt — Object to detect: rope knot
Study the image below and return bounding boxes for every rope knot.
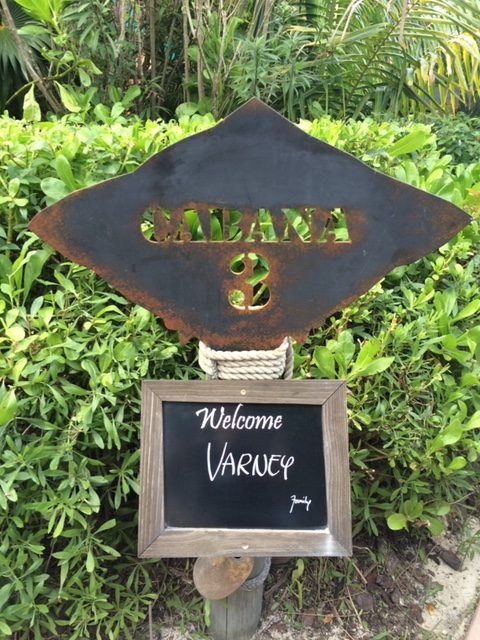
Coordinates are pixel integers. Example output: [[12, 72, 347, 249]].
[[198, 337, 293, 380]]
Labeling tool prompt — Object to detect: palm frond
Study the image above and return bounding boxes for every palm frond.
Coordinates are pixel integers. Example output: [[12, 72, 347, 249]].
[[287, 0, 480, 117], [0, 0, 47, 109]]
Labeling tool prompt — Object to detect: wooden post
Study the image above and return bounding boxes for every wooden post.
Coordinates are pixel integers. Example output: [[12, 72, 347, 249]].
[[208, 558, 267, 640]]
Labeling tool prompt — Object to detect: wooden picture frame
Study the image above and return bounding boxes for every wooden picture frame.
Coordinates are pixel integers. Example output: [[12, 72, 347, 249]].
[[138, 380, 351, 558]]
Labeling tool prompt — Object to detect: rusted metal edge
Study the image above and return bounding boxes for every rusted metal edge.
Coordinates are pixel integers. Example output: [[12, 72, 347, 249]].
[[29, 98, 471, 349]]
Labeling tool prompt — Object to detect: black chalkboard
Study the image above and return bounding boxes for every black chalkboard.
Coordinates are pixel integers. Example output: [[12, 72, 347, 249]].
[[162, 401, 327, 530], [139, 381, 351, 557]]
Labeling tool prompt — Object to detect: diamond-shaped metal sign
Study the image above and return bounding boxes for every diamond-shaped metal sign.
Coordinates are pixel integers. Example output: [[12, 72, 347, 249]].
[[29, 99, 470, 349]]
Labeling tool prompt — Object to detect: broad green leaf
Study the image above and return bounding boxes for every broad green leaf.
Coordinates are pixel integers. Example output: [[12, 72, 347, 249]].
[[52, 511, 66, 538], [425, 516, 445, 536], [54, 270, 76, 293], [468, 449, 478, 463], [41, 177, 70, 202], [389, 129, 433, 157], [123, 85, 141, 106], [1, 483, 17, 502], [158, 345, 178, 360], [6, 325, 25, 341], [8, 178, 20, 198], [387, 513, 407, 530], [55, 82, 82, 113], [23, 248, 53, 301], [429, 419, 463, 453], [349, 356, 394, 379], [441, 421, 463, 446], [447, 456, 467, 471], [12, 357, 27, 382], [5, 309, 18, 327], [96, 519, 116, 534], [15, 0, 53, 23], [30, 296, 44, 317], [92, 431, 105, 449], [94, 103, 110, 123], [0, 583, 12, 610], [358, 357, 395, 376], [466, 326, 480, 347], [80, 58, 102, 75], [111, 103, 124, 119], [353, 339, 380, 371], [454, 299, 480, 322], [23, 85, 41, 122], [52, 549, 73, 562], [435, 502, 451, 516], [0, 389, 17, 426], [176, 102, 198, 118], [95, 542, 121, 557], [0, 620, 12, 635], [313, 346, 336, 378], [442, 334, 456, 350], [336, 330, 355, 368], [86, 550, 95, 573], [403, 499, 423, 519], [54, 155, 77, 191], [291, 558, 304, 581], [78, 68, 91, 87], [465, 411, 480, 431]]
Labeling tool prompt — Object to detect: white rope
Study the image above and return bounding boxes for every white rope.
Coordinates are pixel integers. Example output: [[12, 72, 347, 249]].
[[198, 337, 294, 380]]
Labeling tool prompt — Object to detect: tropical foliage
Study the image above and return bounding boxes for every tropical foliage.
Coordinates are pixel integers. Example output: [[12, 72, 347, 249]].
[[0, 1, 479, 638], [0, 0, 479, 119], [0, 109, 478, 637], [178, 0, 480, 119], [0, 0, 182, 116], [426, 112, 480, 164], [289, 0, 480, 118], [0, 0, 46, 115]]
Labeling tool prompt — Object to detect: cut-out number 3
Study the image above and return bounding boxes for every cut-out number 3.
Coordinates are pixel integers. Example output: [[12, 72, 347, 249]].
[[228, 253, 271, 311]]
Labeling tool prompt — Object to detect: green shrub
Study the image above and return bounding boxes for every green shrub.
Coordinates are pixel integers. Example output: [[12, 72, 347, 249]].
[[427, 113, 480, 165], [0, 111, 479, 638]]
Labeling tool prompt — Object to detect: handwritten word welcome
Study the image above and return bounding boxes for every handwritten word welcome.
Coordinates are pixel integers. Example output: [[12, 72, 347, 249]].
[[196, 404, 283, 430]]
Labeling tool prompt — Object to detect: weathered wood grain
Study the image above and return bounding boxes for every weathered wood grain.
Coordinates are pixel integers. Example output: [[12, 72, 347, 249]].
[[138, 379, 351, 558]]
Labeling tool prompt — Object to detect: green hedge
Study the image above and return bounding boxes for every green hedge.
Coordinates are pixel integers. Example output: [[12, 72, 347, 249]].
[[0, 108, 479, 638], [427, 113, 480, 165]]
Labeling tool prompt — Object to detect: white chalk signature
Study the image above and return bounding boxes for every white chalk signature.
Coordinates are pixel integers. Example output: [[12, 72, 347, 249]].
[[290, 494, 312, 514]]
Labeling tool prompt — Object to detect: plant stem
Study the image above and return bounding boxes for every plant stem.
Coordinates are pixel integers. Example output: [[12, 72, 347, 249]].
[[7, 207, 15, 258], [159, 6, 179, 102], [195, 0, 205, 101], [6, 66, 75, 106], [182, 0, 191, 101], [149, 0, 157, 112]]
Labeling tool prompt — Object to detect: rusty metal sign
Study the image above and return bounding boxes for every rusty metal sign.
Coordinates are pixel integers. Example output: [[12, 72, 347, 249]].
[[29, 99, 470, 349]]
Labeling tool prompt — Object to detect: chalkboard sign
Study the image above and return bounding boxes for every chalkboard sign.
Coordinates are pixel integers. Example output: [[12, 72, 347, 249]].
[[138, 380, 351, 558], [164, 401, 326, 529]]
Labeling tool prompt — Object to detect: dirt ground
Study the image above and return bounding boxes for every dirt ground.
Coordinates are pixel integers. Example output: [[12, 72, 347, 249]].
[[139, 517, 480, 640]]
